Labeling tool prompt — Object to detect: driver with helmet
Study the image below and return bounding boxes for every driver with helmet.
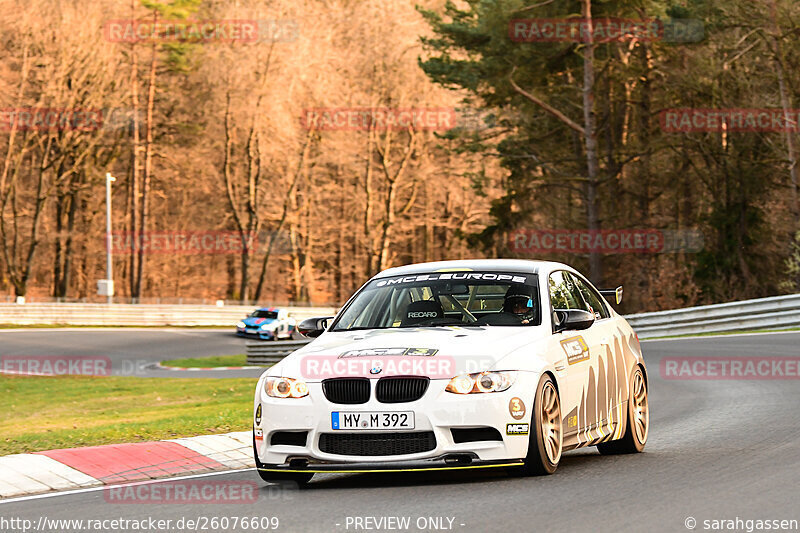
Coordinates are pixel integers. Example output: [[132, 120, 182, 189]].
[[502, 285, 537, 324]]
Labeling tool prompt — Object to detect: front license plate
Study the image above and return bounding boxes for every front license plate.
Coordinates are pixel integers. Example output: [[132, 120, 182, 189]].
[[246, 329, 257, 334], [331, 411, 415, 430]]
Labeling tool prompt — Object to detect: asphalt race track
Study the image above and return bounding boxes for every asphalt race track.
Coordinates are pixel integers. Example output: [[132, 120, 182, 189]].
[[0, 328, 266, 378], [2, 331, 799, 532]]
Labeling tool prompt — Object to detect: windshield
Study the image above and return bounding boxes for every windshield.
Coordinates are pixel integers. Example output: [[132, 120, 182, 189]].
[[250, 310, 278, 319], [332, 272, 540, 331]]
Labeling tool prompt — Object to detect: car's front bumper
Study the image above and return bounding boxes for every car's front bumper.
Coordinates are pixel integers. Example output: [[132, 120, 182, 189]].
[[253, 374, 538, 468], [237, 328, 274, 340]]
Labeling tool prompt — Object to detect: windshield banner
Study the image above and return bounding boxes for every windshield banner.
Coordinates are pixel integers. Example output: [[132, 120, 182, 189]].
[[374, 272, 532, 287]]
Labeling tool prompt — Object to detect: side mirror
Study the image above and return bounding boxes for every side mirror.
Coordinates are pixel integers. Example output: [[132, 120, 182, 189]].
[[553, 309, 595, 333], [297, 316, 333, 338], [599, 286, 623, 305]]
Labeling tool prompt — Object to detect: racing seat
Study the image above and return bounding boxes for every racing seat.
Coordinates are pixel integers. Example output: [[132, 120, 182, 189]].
[[401, 299, 445, 326]]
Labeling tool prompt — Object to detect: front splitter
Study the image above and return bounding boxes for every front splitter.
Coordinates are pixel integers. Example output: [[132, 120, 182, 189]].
[[258, 457, 525, 474]]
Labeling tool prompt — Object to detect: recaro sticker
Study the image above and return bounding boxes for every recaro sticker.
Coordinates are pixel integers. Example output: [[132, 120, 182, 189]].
[[561, 336, 590, 365]]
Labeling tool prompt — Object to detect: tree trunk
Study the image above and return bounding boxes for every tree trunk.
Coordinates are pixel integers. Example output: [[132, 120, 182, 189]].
[[252, 128, 314, 300], [363, 126, 376, 275], [769, 0, 799, 216], [424, 180, 433, 262], [582, 0, 602, 283], [59, 187, 77, 297], [377, 178, 397, 272], [15, 139, 51, 297], [225, 254, 236, 300], [637, 44, 653, 223], [222, 90, 246, 301], [289, 184, 303, 302], [136, 10, 158, 300], [240, 240, 251, 303], [375, 130, 416, 272], [129, 0, 141, 298], [53, 192, 65, 297]]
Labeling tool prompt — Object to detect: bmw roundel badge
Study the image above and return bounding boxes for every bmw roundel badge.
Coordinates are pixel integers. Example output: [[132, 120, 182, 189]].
[[370, 365, 382, 375]]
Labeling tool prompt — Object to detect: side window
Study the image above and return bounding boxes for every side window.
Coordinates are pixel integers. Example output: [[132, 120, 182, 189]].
[[570, 273, 609, 320], [548, 271, 585, 310]]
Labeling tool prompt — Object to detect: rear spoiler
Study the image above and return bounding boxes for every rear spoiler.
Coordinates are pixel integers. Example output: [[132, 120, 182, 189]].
[[599, 286, 623, 305]]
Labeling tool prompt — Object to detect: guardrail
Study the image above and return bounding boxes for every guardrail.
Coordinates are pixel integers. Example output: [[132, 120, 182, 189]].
[[0, 303, 337, 326], [243, 294, 800, 363], [246, 340, 312, 365], [626, 293, 800, 339]]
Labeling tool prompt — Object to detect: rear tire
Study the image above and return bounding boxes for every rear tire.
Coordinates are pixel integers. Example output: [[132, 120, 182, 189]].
[[253, 434, 313, 485], [597, 366, 648, 455], [519, 375, 562, 475]]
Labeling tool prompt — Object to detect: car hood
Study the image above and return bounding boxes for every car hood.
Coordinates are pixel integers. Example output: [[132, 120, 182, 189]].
[[271, 326, 550, 380], [243, 317, 277, 327]]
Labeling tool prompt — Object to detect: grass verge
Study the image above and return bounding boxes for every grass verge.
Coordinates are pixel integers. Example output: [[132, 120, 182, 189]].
[[0, 374, 254, 455], [161, 354, 250, 368]]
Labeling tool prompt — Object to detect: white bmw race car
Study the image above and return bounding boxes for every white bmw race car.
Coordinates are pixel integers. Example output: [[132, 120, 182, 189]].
[[252, 259, 648, 484]]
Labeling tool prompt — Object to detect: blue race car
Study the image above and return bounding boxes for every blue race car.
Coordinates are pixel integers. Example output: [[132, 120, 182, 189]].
[[236, 308, 296, 341]]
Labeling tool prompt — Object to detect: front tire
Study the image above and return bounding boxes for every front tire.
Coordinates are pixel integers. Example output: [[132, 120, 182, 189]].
[[520, 375, 562, 475], [597, 366, 648, 455]]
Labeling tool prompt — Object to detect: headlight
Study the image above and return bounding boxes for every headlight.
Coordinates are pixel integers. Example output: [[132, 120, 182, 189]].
[[260, 323, 275, 330], [236, 321, 246, 328], [265, 377, 309, 398], [445, 371, 516, 394]]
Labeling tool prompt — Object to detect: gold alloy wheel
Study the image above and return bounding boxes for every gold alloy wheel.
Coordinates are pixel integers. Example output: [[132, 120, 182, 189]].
[[632, 369, 649, 445], [541, 381, 562, 464]]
